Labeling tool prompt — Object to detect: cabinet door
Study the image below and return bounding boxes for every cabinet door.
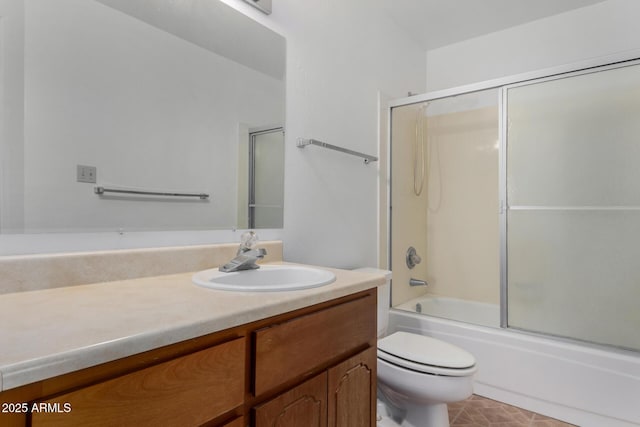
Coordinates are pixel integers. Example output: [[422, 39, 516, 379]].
[[327, 347, 376, 427], [254, 373, 327, 427]]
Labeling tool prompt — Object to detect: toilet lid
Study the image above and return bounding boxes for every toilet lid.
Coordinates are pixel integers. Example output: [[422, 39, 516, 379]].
[[377, 332, 476, 375]]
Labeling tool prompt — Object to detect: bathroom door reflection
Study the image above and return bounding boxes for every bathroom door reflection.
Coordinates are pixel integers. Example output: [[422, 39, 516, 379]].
[[249, 128, 284, 229]]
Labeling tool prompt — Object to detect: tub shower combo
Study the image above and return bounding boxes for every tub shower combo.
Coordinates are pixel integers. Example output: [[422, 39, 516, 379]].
[[387, 55, 640, 427]]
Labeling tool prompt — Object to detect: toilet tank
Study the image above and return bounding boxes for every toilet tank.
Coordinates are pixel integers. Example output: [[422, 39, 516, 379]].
[[353, 268, 392, 338]]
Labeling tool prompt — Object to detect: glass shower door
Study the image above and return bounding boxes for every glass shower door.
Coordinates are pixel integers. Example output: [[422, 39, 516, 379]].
[[505, 61, 640, 351], [390, 89, 501, 327], [249, 128, 284, 229]]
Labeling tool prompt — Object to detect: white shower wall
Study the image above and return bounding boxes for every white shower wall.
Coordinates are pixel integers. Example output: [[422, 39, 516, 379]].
[[389, 93, 500, 308]]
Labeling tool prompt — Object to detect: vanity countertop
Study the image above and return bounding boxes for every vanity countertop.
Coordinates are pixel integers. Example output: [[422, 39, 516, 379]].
[[0, 263, 385, 392]]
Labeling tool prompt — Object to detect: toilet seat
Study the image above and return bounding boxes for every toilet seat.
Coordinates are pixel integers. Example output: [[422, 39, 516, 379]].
[[377, 332, 476, 377]]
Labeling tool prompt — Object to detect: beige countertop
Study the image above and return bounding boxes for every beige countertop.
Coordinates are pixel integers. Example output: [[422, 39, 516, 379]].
[[0, 263, 385, 392]]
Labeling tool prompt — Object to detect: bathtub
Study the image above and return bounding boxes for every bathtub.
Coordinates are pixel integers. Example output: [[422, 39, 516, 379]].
[[395, 296, 500, 328], [389, 296, 640, 427]]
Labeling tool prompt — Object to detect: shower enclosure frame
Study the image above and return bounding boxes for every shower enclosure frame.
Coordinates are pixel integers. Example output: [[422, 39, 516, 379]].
[[386, 48, 640, 341], [247, 126, 284, 229]]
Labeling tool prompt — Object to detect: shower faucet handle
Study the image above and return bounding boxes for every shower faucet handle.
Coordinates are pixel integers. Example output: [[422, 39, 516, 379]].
[[406, 246, 422, 269]]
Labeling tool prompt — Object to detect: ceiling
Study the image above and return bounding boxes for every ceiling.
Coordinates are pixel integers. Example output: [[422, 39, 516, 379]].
[[384, 0, 607, 50], [96, 0, 285, 79]]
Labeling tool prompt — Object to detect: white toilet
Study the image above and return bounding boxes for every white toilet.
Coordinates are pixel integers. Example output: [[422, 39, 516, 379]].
[[356, 268, 477, 427]]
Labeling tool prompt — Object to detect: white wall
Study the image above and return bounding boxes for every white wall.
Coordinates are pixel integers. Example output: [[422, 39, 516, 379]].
[[0, 0, 25, 232], [425, 0, 640, 91], [220, 0, 427, 268]]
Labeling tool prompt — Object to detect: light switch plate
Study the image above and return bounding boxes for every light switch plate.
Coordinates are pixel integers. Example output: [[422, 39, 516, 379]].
[[77, 165, 97, 183]]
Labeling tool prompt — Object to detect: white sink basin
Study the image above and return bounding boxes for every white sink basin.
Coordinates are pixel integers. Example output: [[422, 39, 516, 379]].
[[192, 264, 336, 292]]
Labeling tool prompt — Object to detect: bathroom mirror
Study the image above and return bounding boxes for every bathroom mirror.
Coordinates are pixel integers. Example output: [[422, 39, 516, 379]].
[[0, 0, 286, 234]]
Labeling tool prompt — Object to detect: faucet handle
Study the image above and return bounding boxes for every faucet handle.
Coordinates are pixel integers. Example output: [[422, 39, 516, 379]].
[[406, 246, 422, 269], [238, 231, 259, 254]]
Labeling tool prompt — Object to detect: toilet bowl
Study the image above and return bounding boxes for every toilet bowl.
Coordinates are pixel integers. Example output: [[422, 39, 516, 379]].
[[377, 331, 476, 427], [354, 268, 477, 427]]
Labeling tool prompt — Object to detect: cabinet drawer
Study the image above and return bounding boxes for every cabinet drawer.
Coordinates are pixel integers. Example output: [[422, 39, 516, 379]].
[[254, 293, 375, 395], [223, 416, 245, 427], [31, 337, 245, 427]]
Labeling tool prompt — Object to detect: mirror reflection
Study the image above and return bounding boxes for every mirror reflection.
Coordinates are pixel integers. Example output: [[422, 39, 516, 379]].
[[0, 0, 286, 233]]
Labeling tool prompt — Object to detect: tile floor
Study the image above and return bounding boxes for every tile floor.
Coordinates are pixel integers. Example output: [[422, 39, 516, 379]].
[[449, 395, 576, 427]]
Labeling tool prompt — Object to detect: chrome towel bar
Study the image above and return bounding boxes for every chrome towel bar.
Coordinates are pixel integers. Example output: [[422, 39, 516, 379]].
[[94, 186, 209, 200], [296, 138, 378, 164]]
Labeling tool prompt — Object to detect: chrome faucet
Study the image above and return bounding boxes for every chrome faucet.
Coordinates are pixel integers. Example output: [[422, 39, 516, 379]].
[[219, 231, 267, 272]]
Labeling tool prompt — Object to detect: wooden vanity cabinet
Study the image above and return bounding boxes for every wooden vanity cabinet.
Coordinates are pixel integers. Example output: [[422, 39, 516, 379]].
[[253, 347, 376, 427], [252, 291, 377, 427], [0, 288, 376, 427], [254, 372, 328, 427], [30, 338, 245, 427], [327, 347, 377, 427], [224, 417, 246, 427], [254, 291, 375, 395]]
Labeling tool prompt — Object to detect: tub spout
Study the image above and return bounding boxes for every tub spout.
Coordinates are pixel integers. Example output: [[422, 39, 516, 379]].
[[409, 278, 428, 287]]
